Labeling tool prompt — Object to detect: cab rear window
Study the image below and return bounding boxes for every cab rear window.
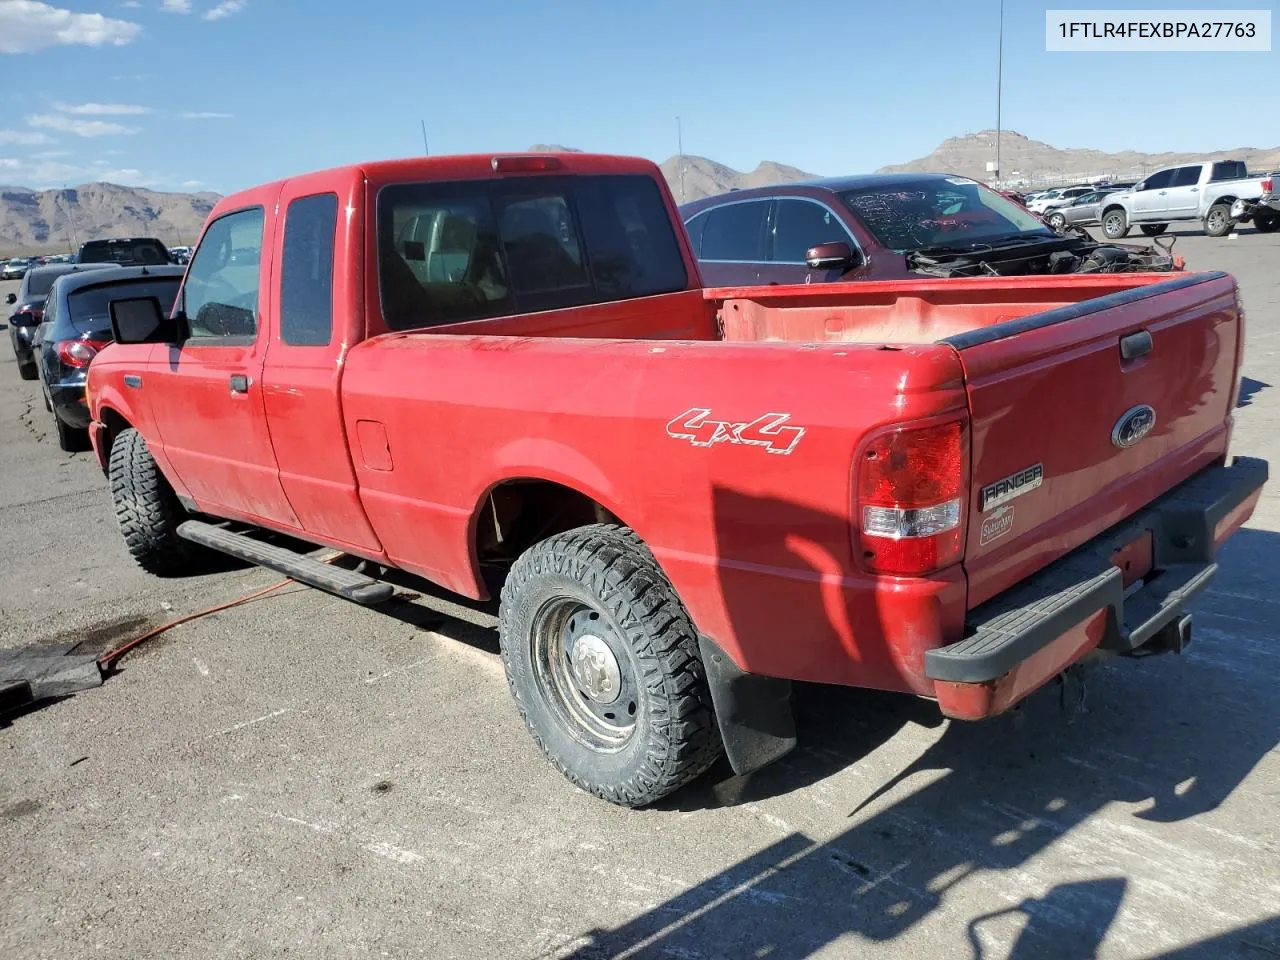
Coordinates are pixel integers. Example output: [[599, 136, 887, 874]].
[[376, 174, 687, 330]]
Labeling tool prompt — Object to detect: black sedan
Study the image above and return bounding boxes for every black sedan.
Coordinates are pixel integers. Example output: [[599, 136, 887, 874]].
[[8, 263, 112, 380], [34, 265, 184, 450]]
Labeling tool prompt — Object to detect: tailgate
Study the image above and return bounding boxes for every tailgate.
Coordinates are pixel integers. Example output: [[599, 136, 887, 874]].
[[949, 272, 1242, 608]]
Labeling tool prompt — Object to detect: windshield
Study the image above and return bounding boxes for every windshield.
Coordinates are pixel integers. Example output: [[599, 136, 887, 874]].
[[79, 239, 170, 265], [838, 178, 1054, 253], [26, 269, 69, 297]]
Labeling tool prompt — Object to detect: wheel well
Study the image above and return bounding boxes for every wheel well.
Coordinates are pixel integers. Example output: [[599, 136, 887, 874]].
[[474, 479, 623, 575], [1101, 204, 1125, 217], [97, 407, 132, 472], [1209, 196, 1236, 209]]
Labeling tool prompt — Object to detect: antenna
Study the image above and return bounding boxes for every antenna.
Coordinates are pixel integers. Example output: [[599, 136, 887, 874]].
[[420, 120, 429, 156]]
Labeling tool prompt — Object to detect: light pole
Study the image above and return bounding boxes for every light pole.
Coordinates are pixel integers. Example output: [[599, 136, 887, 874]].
[[676, 115, 685, 203], [995, 0, 1004, 184]]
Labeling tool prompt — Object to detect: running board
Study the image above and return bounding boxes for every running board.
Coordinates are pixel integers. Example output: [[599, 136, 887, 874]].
[[176, 520, 394, 606]]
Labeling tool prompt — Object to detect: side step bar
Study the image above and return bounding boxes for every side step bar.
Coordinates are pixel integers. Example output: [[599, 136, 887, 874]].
[[177, 520, 394, 606]]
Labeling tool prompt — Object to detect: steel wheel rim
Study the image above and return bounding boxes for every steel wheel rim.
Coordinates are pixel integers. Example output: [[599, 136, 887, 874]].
[[531, 596, 640, 750]]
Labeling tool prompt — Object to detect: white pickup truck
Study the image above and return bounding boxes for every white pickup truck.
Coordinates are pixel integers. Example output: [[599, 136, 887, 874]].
[[1097, 160, 1269, 239]]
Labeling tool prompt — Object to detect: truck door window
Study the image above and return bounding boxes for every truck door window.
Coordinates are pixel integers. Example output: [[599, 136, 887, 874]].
[[700, 200, 768, 261], [183, 206, 265, 341], [280, 192, 338, 346], [770, 199, 853, 263], [1139, 169, 1175, 190], [1171, 166, 1201, 187]]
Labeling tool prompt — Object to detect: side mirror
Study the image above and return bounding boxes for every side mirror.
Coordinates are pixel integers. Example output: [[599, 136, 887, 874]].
[[805, 241, 859, 271], [1134, 182, 1146, 191], [5, 292, 15, 305], [10, 311, 39, 328], [110, 296, 182, 345]]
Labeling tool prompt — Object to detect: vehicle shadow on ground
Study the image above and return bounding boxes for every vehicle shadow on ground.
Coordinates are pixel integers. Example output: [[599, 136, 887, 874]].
[[553, 492, 1279, 958], [1238, 376, 1269, 408]]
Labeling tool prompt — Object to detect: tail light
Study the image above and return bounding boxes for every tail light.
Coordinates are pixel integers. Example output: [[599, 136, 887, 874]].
[[856, 417, 969, 576], [56, 339, 110, 368], [1262, 177, 1273, 193]]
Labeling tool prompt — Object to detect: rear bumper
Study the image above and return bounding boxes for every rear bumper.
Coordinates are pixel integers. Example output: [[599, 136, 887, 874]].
[[49, 382, 89, 428], [926, 456, 1268, 720]]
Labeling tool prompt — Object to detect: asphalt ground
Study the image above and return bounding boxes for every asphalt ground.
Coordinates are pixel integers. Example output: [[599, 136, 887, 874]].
[[2, 223, 1279, 959]]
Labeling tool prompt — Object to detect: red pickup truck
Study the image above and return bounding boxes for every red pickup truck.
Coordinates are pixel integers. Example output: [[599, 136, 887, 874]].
[[86, 152, 1267, 808]]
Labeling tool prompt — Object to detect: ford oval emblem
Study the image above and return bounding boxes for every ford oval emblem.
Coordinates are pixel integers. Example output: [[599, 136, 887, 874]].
[[1112, 404, 1157, 448]]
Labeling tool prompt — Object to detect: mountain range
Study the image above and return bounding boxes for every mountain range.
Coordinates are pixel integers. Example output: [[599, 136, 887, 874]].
[[4, 132, 1278, 256]]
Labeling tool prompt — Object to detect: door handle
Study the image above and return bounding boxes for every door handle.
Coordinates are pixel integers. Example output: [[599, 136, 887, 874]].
[[1120, 330, 1153, 361], [1190, 187, 1198, 192], [229, 374, 249, 394]]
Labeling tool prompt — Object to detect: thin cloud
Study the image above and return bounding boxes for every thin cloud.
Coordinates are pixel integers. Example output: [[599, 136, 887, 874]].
[[0, 0, 141, 54], [27, 113, 138, 137], [30, 148, 71, 158], [0, 129, 53, 145], [182, 179, 203, 188], [54, 101, 151, 116], [180, 110, 233, 119], [121, 1, 141, 7], [202, 0, 245, 21], [160, 0, 190, 11]]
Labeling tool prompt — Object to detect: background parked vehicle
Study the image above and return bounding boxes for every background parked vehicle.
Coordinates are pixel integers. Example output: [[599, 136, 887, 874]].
[[33, 265, 185, 450], [7, 263, 112, 380], [169, 245, 192, 265], [2, 257, 31, 280], [1098, 160, 1269, 238], [1042, 187, 1122, 232], [77, 237, 172, 266], [1026, 185, 1094, 214], [679, 174, 1180, 285]]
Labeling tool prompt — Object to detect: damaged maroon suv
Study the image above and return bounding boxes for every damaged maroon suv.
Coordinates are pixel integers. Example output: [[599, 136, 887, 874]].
[[678, 173, 1183, 286]]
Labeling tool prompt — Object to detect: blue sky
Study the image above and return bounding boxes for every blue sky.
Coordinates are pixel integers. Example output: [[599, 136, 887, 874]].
[[0, 0, 1275, 195]]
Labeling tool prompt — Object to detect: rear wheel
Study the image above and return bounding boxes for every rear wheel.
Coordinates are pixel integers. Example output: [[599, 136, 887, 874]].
[[108, 427, 199, 575], [1101, 208, 1129, 239], [17, 358, 37, 381], [1139, 224, 1168, 236], [1255, 212, 1279, 234], [1204, 203, 1234, 238], [499, 524, 722, 807]]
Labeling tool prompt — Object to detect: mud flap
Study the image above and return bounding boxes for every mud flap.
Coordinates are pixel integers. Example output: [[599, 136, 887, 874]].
[[698, 635, 796, 776]]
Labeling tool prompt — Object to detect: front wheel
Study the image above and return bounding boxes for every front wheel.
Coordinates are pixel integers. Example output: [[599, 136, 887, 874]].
[[1046, 211, 1066, 232], [1255, 212, 1279, 234], [499, 524, 723, 807], [1204, 203, 1234, 238], [108, 427, 200, 575], [1101, 208, 1129, 239], [1140, 224, 1168, 236], [17, 358, 37, 381]]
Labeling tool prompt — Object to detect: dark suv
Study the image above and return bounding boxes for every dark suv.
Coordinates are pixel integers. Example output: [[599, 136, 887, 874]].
[[7, 262, 112, 379], [77, 237, 172, 266], [34, 265, 184, 449]]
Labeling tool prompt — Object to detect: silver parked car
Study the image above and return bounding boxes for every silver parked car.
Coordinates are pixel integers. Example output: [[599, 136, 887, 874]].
[[1042, 189, 1121, 232]]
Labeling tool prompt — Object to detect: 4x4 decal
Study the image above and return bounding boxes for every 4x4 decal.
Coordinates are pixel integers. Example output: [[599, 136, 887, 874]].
[[666, 408, 805, 456]]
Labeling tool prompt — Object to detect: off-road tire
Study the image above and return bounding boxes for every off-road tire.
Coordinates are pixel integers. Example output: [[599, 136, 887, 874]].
[[1204, 203, 1234, 238], [1139, 224, 1168, 236], [1101, 208, 1129, 239], [499, 524, 723, 807], [1255, 212, 1279, 234], [108, 427, 198, 576]]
